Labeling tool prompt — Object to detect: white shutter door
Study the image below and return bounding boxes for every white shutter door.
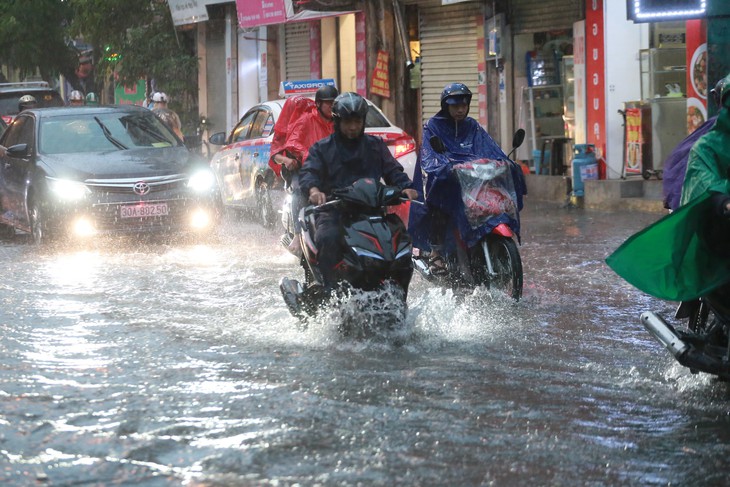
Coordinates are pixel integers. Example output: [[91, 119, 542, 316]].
[[284, 22, 311, 81], [419, 3, 481, 125]]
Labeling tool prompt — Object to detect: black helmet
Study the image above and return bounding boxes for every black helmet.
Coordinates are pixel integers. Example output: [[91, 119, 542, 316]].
[[440, 82, 472, 110], [332, 92, 368, 120], [315, 85, 339, 104], [18, 94, 37, 111]]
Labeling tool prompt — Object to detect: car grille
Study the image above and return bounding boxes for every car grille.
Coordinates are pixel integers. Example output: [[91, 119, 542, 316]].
[[79, 175, 204, 233], [85, 175, 188, 195]]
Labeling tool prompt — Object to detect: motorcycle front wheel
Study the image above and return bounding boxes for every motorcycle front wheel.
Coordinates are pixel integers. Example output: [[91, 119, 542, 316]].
[[481, 235, 523, 301]]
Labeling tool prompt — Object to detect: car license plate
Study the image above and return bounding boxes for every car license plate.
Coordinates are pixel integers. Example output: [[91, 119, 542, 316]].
[[120, 203, 169, 218]]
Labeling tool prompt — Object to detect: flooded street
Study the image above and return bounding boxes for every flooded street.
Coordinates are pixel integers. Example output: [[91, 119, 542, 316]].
[[3, 201, 730, 486]]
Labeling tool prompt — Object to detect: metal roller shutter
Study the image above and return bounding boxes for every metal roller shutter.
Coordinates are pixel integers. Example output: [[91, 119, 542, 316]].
[[419, 2, 482, 125], [284, 22, 311, 81], [509, 0, 582, 35]]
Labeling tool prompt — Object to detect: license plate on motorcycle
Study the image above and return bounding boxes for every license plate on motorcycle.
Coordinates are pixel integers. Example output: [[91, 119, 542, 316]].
[[120, 203, 169, 218]]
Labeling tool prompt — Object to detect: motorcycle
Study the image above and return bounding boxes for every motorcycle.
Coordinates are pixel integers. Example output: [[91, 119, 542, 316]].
[[279, 178, 413, 337], [641, 287, 730, 380], [412, 129, 526, 301]]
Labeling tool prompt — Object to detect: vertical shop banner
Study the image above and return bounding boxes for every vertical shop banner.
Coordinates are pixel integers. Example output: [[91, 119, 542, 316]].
[[585, 0, 606, 159], [686, 19, 708, 135], [309, 21, 322, 80], [624, 107, 643, 175], [370, 50, 391, 98], [573, 20, 586, 144], [355, 12, 367, 96]]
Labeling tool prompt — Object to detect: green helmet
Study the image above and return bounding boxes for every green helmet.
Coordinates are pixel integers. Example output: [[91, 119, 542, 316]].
[[85, 92, 99, 105]]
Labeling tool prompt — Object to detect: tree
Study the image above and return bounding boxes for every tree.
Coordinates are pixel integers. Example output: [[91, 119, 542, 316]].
[[0, 0, 77, 81], [69, 0, 199, 130]]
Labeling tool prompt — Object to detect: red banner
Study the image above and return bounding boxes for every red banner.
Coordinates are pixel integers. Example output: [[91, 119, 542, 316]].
[[585, 0, 606, 159], [686, 19, 708, 135], [370, 50, 390, 98]]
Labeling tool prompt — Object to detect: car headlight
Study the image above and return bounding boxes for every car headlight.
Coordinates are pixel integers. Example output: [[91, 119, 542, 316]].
[[47, 178, 90, 201], [188, 169, 216, 192]]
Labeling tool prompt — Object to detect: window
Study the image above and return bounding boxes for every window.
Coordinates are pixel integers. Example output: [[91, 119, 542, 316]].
[[231, 111, 257, 143]]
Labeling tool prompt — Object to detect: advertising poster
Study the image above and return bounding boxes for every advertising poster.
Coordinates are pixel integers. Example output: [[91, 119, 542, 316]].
[[686, 19, 707, 135], [624, 107, 643, 175]]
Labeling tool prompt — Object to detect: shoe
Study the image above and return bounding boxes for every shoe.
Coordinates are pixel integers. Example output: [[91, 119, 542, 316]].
[[287, 236, 303, 258], [281, 232, 303, 258]]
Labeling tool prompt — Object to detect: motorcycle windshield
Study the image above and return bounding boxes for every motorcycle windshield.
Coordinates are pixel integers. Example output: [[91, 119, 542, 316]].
[[453, 158, 518, 229]]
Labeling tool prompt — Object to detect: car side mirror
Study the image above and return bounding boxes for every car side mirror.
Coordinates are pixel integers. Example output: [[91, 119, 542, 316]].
[[7, 143, 29, 158], [208, 132, 226, 146], [429, 135, 446, 154], [512, 128, 525, 150]]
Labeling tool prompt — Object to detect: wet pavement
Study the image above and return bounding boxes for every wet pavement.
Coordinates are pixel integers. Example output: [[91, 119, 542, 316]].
[[2, 201, 730, 486]]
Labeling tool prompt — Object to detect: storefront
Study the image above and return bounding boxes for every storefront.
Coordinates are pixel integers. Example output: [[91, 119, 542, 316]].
[[620, 1, 709, 180]]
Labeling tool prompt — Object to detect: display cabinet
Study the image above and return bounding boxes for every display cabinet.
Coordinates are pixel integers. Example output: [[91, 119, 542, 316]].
[[640, 48, 686, 100]]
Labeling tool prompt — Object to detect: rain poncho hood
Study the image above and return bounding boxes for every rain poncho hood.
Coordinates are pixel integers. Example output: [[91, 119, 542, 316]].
[[607, 105, 730, 301], [409, 108, 527, 250]]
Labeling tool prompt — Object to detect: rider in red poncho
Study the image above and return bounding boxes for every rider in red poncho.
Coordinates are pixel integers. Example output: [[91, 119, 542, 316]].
[[268, 85, 338, 253]]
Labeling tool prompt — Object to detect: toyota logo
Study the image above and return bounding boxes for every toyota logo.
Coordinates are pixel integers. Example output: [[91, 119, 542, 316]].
[[133, 181, 150, 196]]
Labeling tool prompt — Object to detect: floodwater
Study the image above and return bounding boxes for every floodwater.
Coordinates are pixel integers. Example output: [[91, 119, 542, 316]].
[[2, 202, 730, 486]]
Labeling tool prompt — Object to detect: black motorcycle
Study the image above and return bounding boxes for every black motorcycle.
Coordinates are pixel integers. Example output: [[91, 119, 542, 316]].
[[279, 178, 413, 337], [642, 286, 730, 380]]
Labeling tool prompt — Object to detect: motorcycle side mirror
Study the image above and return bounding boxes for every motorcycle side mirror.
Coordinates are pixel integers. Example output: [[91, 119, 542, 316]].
[[512, 128, 525, 150], [429, 135, 446, 154]]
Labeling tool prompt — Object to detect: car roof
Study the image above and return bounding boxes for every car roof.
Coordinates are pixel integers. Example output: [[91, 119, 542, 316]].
[[23, 105, 151, 118]]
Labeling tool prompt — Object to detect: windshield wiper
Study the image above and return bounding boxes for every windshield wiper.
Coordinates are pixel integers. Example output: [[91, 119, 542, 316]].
[[94, 117, 128, 150], [124, 116, 172, 144]]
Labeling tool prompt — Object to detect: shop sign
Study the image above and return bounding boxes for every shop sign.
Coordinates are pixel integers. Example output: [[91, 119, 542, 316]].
[[167, 0, 209, 26], [370, 50, 390, 98], [627, 0, 706, 23], [624, 107, 643, 175], [115, 80, 146, 106], [236, 0, 358, 29]]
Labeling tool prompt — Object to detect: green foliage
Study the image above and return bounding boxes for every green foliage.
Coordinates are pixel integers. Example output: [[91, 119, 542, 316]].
[[69, 0, 199, 130], [0, 0, 77, 80], [0, 0, 199, 131]]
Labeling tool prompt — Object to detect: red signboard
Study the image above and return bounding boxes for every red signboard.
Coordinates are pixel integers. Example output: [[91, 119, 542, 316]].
[[370, 50, 390, 98], [237, 0, 287, 28], [585, 0, 606, 159]]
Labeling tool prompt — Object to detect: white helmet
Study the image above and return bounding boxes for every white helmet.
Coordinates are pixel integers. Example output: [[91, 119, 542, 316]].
[[69, 90, 84, 101], [151, 92, 168, 103]]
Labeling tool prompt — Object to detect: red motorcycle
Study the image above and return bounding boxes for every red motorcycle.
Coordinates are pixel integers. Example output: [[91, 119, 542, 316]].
[[412, 130, 525, 301]]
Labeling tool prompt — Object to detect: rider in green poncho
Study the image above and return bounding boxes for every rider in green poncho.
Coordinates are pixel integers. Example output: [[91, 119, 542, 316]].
[[606, 74, 730, 302]]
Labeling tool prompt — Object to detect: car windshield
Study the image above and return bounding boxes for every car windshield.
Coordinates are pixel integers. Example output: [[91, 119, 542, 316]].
[[39, 111, 179, 154]]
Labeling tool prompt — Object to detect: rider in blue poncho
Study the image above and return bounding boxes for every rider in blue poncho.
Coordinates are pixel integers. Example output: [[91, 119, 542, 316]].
[[409, 83, 527, 273]]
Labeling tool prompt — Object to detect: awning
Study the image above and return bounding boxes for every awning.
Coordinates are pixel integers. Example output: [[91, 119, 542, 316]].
[[236, 0, 360, 29]]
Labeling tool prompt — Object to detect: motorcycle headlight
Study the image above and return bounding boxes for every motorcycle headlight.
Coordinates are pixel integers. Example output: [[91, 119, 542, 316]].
[[47, 178, 90, 201], [188, 169, 216, 192]]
